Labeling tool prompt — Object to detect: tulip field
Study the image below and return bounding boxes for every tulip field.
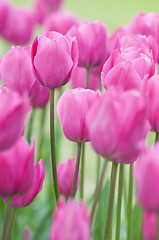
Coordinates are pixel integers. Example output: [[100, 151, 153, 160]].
[[1, 0, 159, 240]]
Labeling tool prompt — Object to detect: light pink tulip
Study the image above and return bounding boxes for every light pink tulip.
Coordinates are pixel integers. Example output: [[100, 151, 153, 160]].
[[32, 31, 78, 89], [68, 21, 107, 68], [134, 143, 159, 211], [32, 85, 50, 108], [71, 66, 100, 90], [142, 212, 157, 240], [86, 88, 148, 164], [10, 159, 45, 207], [57, 88, 100, 142], [43, 11, 78, 35], [1, 45, 41, 100], [0, 85, 30, 151], [50, 199, 90, 240], [57, 158, 80, 196], [0, 137, 34, 197]]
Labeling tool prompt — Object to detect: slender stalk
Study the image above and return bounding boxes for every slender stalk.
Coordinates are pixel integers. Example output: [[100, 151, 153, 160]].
[[155, 132, 159, 142], [155, 212, 159, 240], [27, 108, 35, 144], [115, 164, 124, 240], [90, 159, 107, 227], [80, 143, 85, 199], [96, 154, 101, 184], [50, 88, 60, 203], [5, 208, 16, 240], [85, 67, 90, 89], [104, 162, 118, 240], [70, 143, 82, 198], [2, 197, 12, 240], [127, 164, 134, 240]]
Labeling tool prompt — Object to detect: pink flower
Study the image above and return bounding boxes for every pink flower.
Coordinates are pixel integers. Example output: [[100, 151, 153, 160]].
[[0, 85, 30, 151], [23, 226, 33, 240], [134, 143, 159, 211], [10, 159, 45, 208], [32, 85, 50, 108], [50, 199, 90, 240], [142, 212, 157, 240], [57, 158, 80, 197], [86, 88, 148, 164], [32, 31, 78, 89], [57, 88, 100, 142], [68, 21, 107, 68], [0, 0, 10, 34], [0, 137, 34, 197], [71, 66, 100, 90], [43, 11, 78, 35], [1, 45, 41, 100]]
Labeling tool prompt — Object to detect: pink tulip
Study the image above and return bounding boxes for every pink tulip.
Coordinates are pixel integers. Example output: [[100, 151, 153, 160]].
[[1, 5, 35, 45], [145, 75, 159, 132], [0, 0, 10, 34], [57, 88, 100, 142], [32, 31, 78, 89], [71, 66, 100, 90], [43, 11, 78, 35], [1, 45, 41, 100], [0, 137, 34, 197], [57, 158, 80, 197], [86, 88, 148, 164], [10, 159, 45, 207], [68, 21, 107, 68], [32, 85, 50, 108], [0, 85, 30, 151], [134, 143, 159, 211], [50, 199, 90, 240], [142, 212, 157, 240]]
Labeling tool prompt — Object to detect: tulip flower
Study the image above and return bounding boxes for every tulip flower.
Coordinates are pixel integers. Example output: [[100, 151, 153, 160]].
[[32, 85, 50, 108], [50, 199, 90, 240], [142, 212, 157, 240], [0, 0, 10, 34]]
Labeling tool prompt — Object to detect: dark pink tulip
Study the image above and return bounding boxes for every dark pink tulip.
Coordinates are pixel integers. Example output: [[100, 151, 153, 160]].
[[86, 88, 148, 164], [50, 199, 90, 240], [68, 21, 107, 68], [32, 31, 78, 89], [57, 88, 100, 142], [57, 158, 80, 197], [142, 212, 157, 240], [71, 66, 100, 90], [1, 45, 41, 100], [10, 159, 45, 207], [0, 137, 34, 197], [0, 85, 30, 151], [134, 143, 159, 211], [1, 6, 35, 45], [0, 0, 10, 34], [43, 11, 78, 35], [32, 85, 50, 108], [145, 75, 159, 132]]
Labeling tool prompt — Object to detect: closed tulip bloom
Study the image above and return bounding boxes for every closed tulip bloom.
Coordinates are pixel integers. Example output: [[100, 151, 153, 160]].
[[71, 66, 100, 90], [10, 159, 45, 208], [43, 11, 78, 35], [0, 137, 34, 197], [57, 158, 80, 196], [32, 85, 50, 108], [68, 21, 107, 68], [1, 45, 41, 100], [32, 31, 78, 89], [142, 212, 157, 240], [57, 88, 100, 142], [50, 199, 90, 240], [86, 88, 148, 164], [134, 143, 159, 211], [0, 85, 30, 151]]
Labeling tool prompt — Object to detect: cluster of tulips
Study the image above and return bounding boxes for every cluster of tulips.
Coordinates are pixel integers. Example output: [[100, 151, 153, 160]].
[[1, 0, 159, 239]]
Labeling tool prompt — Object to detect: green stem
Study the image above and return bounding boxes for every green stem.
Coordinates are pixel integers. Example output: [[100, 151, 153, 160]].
[[90, 159, 107, 227], [80, 143, 85, 199], [104, 162, 118, 240], [155, 132, 159, 142], [27, 108, 35, 144], [115, 164, 124, 240], [5, 208, 16, 240], [127, 164, 134, 240], [70, 143, 82, 198], [50, 88, 60, 203], [85, 67, 90, 89], [155, 212, 159, 240], [96, 154, 101, 184], [2, 197, 12, 240]]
